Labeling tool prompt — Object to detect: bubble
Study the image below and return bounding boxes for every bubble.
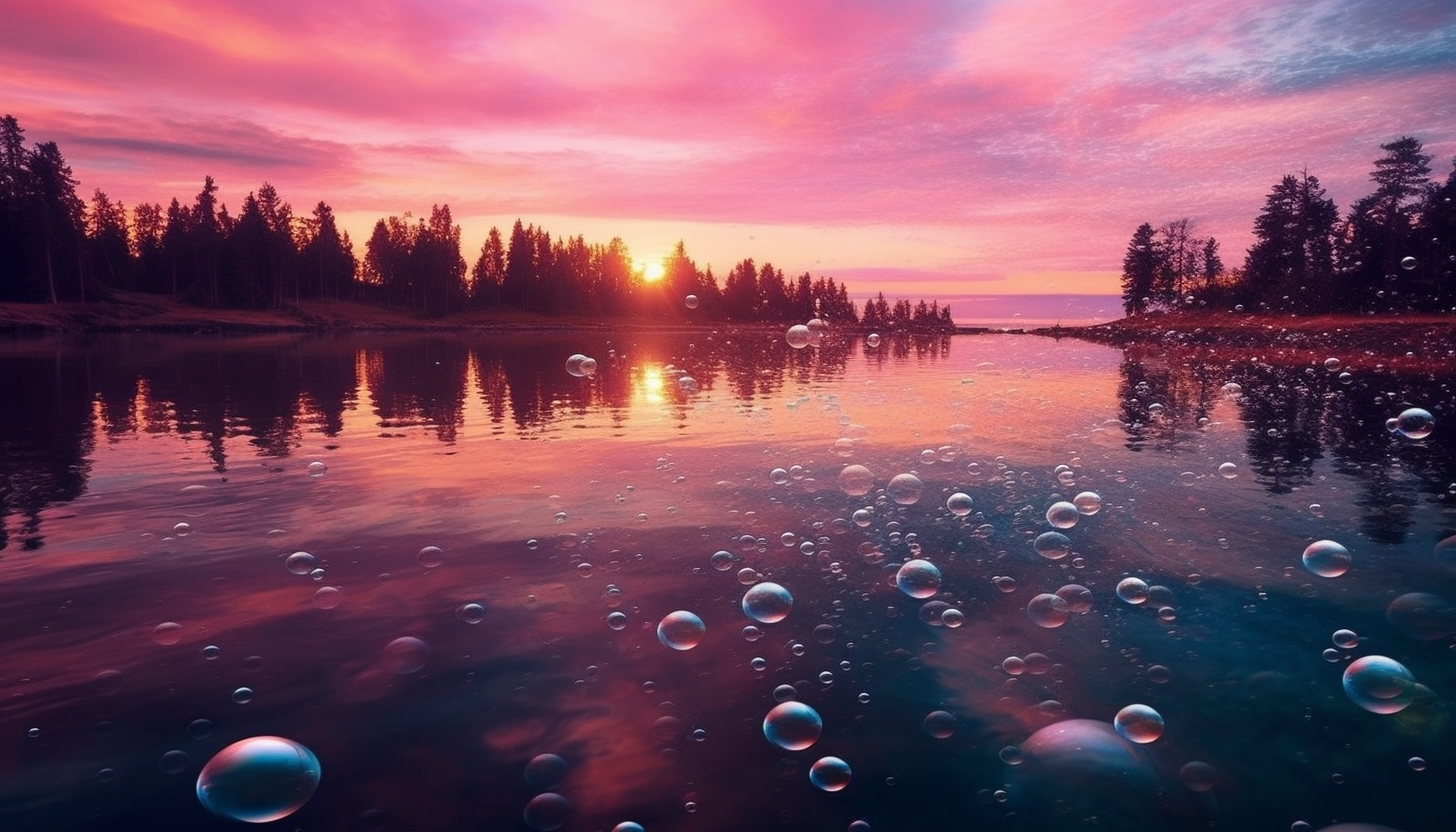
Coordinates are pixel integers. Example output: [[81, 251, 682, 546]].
[[742, 582, 794, 624], [1028, 593, 1071, 628], [1436, 535, 1456, 569], [457, 603, 486, 624], [1332, 629, 1359, 649], [770, 467, 790, 485], [160, 749, 190, 774], [524, 753, 568, 789], [1386, 592, 1455, 640], [202, 644, 221, 660], [773, 684, 797, 702], [1003, 656, 1026, 675], [607, 611, 628, 630], [946, 492, 974, 516], [1072, 491, 1101, 515], [312, 586, 341, 609], [1221, 382, 1243, 397], [923, 710, 957, 738], [810, 756, 852, 792], [1116, 577, 1150, 605], [1400, 255, 1417, 270], [941, 608, 965, 627], [1179, 761, 1216, 792], [1394, 407, 1434, 440], [1302, 540, 1351, 578], [565, 354, 597, 378], [195, 736, 321, 823], [684, 294, 699, 309], [852, 509, 873, 528], [657, 611, 706, 650], [1113, 704, 1164, 743], [1408, 756, 1426, 771], [1342, 655, 1416, 714], [1056, 584, 1093, 614], [612, 823, 645, 832], [886, 473, 924, 505], [173, 521, 192, 536], [152, 622, 184, 646], [417, 546, 444, 568], [786, 325, 812, 349], [1045, 501, 1079, 529], [895, 559, 942, 599], [285, 552, 317, 575], [231, 687, 254, 704], [383, 636, 429, 674], [307, 461, 327, 478], [838, 464, 874, 497], [1033, 531, 1072, 560], [763, 701, 823, 750], [866, 333, 882, 348], [523, 793, 572, 831], [1218, 462, 1238, 479]]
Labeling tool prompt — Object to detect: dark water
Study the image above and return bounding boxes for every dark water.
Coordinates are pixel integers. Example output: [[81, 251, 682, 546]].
[[1, 330, 1453, 832]]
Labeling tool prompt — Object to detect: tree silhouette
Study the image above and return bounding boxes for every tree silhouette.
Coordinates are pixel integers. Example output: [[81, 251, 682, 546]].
[[1120, 222, 1159, 314]]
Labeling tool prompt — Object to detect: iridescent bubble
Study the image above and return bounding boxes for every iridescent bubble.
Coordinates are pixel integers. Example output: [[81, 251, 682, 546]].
[[1179, 761, 1216, 792], [763, 701, 823, 750], [838, 464, 875, 497], [1056, 584, 1093, 614], [1400, 255, 1418, 270], [417, 546, 445, 568], [895, 559, 942, 599], [607, 611, 628, 631], [1045, 501, 1079, 529], [1116, 577, 1150, 605], [1302, 540, 1351, 578], [524, 753, 568, 789], [1072, 491, 1101, 515], [1394, 407, 1434, 440], [1113, 704, 1164, 743], [922, 710, 957, 738], [886, 473, 924, 505], [1028, 593, 1071, 628], [941, 608, 965, 628], [1332, 629, 1359, 649], [684, 294, 699, 309], [946, 492, 974, 516], [1218, 462, 1238, 479], [1386, 592, 1456, 640], [1342, 655, 1416, 714], [195, 736, 321, 823], [849, 821, 872, 832], [810, 756, 852, 792], [1002, 656, 1026, 675], [657, 611, 706, 650], [1034, 531, 1072, 560], [742, 582, 794, 624], [285, 551, 316, 575], [565, 354, 591, 377], [866, 333, 882, 348], [306, 461, 327, 478], [770, 467, 790, 485], [612, 823, 645, 832], [152, 622, 184, 646], [786, 325, 812, 349], [383, 636, 429, 674], [312, 586, 341, 609], [457, 603, 485, 624], [523, 793, 571, 831]]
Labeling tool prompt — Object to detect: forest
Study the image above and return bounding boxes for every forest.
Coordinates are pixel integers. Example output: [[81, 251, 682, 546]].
[[1121, 136, 1456, 315], [0, 116, 953, 331]]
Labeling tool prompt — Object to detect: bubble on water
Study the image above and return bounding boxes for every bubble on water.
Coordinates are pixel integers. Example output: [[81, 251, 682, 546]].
[[810, 756, 852, 791], [886, 473, 924, 505], [1028, 593, 1071, 628], [742, 582, 793, 624], [1072, 491, 1101, 515], [923, 710, 957, 738], [1408, 756, 1426, 771], [1004, 657, 1025, 676], [611, 823, 646, 832], [173, 522, 192, 537], [1394, 407, 1434, 440], [565, 354, 592, 377], [852, 509, 873, 528], [1179, 761, 1216, 792], [383, 636, 429, 674], [770, 467, 790, 485], [285, 552, 316, 575], [417, 546, 445, 568], [1386, 592, 1455, 641], [1218, 462, 1239, 479], [1017, 719, 1156, 823], [1113, 704, 1164, 743], [763, 701, 823, 750], [1045, 501, 1079, 529], [946, 492, 974, 516], [709, 550, 737, 571], [786, 325, 812, 349], [523, 793, 571, 831], [1302, 540, 1351, 578], [1221, 382, 1242, 398], [307, 461, 327, 478], [457, 603, 486, 624], [195, 736, 321, 823], [160, 748, 190, 774], [152, 622, 183, 646], [657, 611, 706, 650], [312, 586, 341, 609], [866, 333, 882, 348], [741, 625, 763, 643], [202, 644, 221, 660], [999, 745, 1024, 765], [1343, 655, 1416, 714], [1034, 531, 1072, 560], [1116, 577, 1150, 605], [773, 684, 797, 702], [1332, 629, 1359, 649], [524, 753, 568, 789], [1400, 255, 1417, 270], [231, 687, 254, 704], [684, 294, 699, 309], [941, 608, 965, 628], [607, 611, 628, 631], [1056, 584, 1093, 614], [187, 718, 214, 739], [837, 464, 874, 497], [895, 559, 942, 599]]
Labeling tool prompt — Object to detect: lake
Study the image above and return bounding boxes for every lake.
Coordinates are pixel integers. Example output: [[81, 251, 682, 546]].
[[1, 329, 1452, 832]]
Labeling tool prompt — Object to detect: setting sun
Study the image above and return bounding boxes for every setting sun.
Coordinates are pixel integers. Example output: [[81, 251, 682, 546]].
[[639, 258, 666, 283]]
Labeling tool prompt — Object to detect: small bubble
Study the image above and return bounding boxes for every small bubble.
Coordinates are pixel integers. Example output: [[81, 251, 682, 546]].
[[152, 622, 184, 646], [457, 603, 486, 624], [231, 687, 254, 704], [285, 552, 316, 576], [417, 546, 445, 568], [306, 461, 327, 477]]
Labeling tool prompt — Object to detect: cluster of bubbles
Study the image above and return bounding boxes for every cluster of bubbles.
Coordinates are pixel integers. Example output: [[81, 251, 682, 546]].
[[1388, 407, 1434, 440], [522, 754, 572, 831], [785, 318, 830, 349], [564, 353, 599, 378]]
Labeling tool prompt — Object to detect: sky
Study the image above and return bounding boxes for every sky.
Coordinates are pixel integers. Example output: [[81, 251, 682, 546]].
[[3, 0, 1455, 299]]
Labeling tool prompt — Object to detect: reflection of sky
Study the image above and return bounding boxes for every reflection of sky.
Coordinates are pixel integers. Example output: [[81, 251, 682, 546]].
[[2, 332, 1453, 832]]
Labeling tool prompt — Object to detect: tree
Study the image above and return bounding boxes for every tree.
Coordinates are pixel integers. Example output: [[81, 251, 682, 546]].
[[471, 226, 506, 307], [1335, 137, 1434, 311], [1120, 223, 1159, 314], [19, 141, 86, 303], [1241, 171, 1338, 311], [1155, 218, 1199, 303], [298, 202, 356, 301], [502, 219, 533, 309], [84, 189, 132, 291], [1200, 237, 1223, 291]]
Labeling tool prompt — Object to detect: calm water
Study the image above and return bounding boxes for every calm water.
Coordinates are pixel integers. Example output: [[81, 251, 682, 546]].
[[1, 330, 1453, 832]]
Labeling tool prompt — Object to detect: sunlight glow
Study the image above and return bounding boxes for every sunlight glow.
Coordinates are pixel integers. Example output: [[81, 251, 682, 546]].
[[640, 259, 666, 283]]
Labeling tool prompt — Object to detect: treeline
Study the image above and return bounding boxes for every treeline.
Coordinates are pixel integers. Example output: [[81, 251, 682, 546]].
[[0, 115, 952, 330], [1121, 136, 1456, 315]]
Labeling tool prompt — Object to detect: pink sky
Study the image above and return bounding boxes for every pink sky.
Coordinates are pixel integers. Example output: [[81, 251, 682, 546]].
[[3, 0, 1454, 297]]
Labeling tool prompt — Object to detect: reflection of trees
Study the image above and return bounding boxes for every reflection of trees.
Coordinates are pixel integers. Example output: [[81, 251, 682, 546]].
[[1117, 347, 1456, 543], [364, 338, 468, 443], [0, 349, 93, 550]]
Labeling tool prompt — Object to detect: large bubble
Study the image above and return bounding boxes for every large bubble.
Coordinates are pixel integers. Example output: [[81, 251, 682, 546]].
[[1115, 577, 1150, 605], [1033, 531, 1072, 560], [1045, 501, 1079, 529], [1014, 720, 1157, 824], [383, 636, 429, 674], [786, 325, 812, 349], [524, 753, 568, 789], [523, 793, 571, 831], [763, 701, 823, 750], [946, 492, 974, 516], [195, 736, 321, 823], [922, 710, 957, 738], [657, 610, 706, 650], [1302, 540, 1351, 578], [1027, 593, 1071, 628], [742, 582, 794, 624], [895, 559, 942, 599], [1342, 655, 1417, 714], [1113, 704, 1164, 743], [886, 473, 924, 505], [809, 756, 852, 791], [1386, 592, 1455, 641], [838, 464, 875, 497], [1394, 407, 1434, 440]]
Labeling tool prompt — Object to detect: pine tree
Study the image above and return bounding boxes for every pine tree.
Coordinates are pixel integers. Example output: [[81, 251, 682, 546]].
[[1120, 223, 1159, 315]]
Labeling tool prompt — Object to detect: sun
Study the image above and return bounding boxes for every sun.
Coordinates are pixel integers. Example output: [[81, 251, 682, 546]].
[[639, 258, 666, 283]]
